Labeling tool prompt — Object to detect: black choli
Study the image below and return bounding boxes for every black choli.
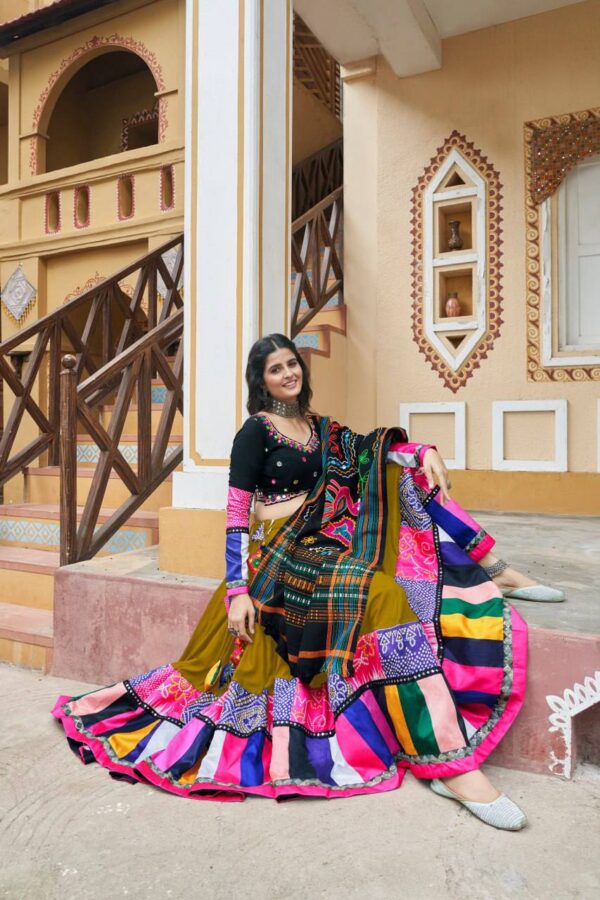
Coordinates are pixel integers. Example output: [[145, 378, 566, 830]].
[[228, 413, 322, 503]]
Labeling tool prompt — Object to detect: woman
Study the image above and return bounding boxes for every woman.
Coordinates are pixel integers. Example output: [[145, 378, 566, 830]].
[[54, 334, 544, 828]]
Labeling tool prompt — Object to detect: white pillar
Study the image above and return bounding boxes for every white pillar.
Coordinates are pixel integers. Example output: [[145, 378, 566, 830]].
[[173, 0, 293, 509]]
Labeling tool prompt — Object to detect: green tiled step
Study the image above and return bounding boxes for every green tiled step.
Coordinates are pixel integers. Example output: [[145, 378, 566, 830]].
[[76, 434, 182, 466], [0, 503, 159, 555]]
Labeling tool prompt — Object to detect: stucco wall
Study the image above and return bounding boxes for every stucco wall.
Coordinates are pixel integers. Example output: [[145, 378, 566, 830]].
[[292, 77, 342, 166], [343, 0, 600, 474]]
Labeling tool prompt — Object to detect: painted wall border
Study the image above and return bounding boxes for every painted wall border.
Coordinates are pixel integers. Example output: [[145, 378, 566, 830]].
[[30, 33, 168, 175], [411, 130, 504, 393], [524, 106, 600, 384], [492, 399, 567, 472], [399, 401, 466, 470]]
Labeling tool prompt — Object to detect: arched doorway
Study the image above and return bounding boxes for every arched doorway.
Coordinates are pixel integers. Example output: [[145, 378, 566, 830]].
[[44, 50, 159, 173]]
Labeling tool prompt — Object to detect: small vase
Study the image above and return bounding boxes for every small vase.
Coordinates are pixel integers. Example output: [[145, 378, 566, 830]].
[[448, 220, 463, 251], [445, 292, 461, 317]]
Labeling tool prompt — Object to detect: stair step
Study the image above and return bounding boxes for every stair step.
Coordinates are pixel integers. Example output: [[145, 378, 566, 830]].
[[100, 406, 183, 433], [23, 467, 173, 511], [0, 601, 53, 671], [0, 504, 159, 554], [76, 434, 182, 466], [0, 546, 57, 610], [0, 601, 52, 647], [0, 545, 59, 575]]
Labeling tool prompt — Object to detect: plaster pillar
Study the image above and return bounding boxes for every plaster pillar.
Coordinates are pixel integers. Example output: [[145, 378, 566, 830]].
[[162, 0, 292, 576]]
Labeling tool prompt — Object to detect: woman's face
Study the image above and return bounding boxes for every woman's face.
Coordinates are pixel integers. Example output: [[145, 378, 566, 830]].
[[262, 347, 303, 404]]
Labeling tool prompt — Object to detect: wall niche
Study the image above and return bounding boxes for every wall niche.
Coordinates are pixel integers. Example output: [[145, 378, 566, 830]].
[[410, 131, 504, 392]]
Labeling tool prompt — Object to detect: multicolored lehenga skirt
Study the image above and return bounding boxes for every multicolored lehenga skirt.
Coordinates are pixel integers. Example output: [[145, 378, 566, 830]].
[[52, 466, 527, 800]]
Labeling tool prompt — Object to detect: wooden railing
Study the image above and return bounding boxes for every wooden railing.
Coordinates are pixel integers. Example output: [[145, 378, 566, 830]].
[[290, 186, 343, 338], [292, 138, 342, 220], [294, 14, 341, 120], [0, 236, 183, 491], [60, 309, 183, 565]]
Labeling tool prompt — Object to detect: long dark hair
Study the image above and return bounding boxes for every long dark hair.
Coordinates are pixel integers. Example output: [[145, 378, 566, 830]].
[[246, 333, 313, 415]]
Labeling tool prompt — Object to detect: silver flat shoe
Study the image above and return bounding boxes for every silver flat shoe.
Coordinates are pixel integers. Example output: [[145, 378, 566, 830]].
[[501, 584, 565, 602], [430, 779, 527, 831]]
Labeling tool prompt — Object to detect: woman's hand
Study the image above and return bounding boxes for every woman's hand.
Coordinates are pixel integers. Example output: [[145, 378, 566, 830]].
[[422, 448, 451, 505], [228, 593, 255, 643]]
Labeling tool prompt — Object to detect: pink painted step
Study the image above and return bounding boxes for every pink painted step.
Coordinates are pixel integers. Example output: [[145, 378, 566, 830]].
[[0, 601, 52, 647], [52, 547, 218, 685], [0, 545, 59, 575]]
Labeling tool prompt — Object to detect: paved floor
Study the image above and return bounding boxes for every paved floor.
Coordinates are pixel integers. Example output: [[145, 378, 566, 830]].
[[475, 512, 600, 633], [1, 666, 599, 900]]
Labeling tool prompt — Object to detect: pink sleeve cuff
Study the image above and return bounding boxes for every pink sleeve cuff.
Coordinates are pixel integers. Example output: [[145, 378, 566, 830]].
[[387, 441, 436, 468]]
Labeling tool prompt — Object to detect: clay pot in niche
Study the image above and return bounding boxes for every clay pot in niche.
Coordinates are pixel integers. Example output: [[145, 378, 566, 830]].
[[448, 220, 463, 251], [445, 292, 461, 317]]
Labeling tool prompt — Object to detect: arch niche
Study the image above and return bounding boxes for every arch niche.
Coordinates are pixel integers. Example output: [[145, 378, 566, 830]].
[[32, 38, 166, 174]]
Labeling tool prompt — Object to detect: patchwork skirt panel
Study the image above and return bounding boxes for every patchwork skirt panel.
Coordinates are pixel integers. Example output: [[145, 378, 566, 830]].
[[53, 470, 527, 800]]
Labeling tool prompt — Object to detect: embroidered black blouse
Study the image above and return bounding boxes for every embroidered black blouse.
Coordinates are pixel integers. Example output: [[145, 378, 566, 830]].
[[224, 413, 322, 598]]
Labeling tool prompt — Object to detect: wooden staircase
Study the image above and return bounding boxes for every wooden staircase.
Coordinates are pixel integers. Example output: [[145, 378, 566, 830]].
[[0, 146, 345, 675], [0, 238, 184, 671], [0, 365, 181, 671]]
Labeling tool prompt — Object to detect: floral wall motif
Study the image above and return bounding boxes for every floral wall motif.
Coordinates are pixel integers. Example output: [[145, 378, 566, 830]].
[[29, 34, 168, 174], [525, 107, 600, 384], [63, 273, 135, 304], [410, 130, 504, 392]]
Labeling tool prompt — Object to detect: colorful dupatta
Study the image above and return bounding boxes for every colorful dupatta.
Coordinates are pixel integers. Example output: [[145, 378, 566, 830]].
[[252, 418, 409, 682]]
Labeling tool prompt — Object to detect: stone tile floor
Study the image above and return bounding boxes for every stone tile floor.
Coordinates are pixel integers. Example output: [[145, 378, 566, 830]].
[[1, 665, 599, 900], [475, 512, 599, 633], [2, 511, 599, 899]]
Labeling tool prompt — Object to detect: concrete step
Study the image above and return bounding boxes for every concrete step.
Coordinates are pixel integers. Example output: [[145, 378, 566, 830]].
[[295, 303, 347, 361], [52, 546, 219, 684], [0, 546, 58, 610], [76, 434, 183, 467], [0, 503, 159, 554], [0, 601, 52, 671], [23, 466, 173, 511], [100, 404, 183, 434]]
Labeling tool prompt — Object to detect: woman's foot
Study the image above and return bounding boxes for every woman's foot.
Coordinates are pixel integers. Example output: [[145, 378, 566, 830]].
[[480, 552, 565, 601], [430, 776, 528, 831], [442, 769, 500, 802], [480, 553, 536, 590]]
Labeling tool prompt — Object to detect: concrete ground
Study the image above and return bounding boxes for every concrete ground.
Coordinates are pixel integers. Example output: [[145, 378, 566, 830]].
[[475, 512, 600, 633], [1, 665, 599, 900]]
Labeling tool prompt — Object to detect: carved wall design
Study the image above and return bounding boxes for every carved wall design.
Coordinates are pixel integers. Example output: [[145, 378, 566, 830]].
[[29, 34, 168, 174], [525, 107, 600, 383], [410, 130, 504, 392]]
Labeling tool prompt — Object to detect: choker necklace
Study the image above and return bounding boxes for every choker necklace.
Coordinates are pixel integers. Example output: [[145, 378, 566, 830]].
[[268, 397, 301, 418]]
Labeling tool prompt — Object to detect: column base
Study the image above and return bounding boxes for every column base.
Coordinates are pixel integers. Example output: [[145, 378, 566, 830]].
[[159, 507, 226, 579]]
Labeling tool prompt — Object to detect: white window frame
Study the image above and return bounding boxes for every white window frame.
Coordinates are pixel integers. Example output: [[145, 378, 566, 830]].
[[541, 154, 600, 367]]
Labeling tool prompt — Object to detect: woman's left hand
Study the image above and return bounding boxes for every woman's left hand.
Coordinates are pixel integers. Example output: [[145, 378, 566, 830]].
[[422, 448, 451, 505]]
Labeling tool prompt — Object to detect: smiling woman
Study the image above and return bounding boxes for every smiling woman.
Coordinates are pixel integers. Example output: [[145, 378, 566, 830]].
[[53, 333, 531, 829]]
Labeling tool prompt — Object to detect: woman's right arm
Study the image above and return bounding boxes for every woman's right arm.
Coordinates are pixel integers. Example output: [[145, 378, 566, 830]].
[[225, 417, 265, 641]]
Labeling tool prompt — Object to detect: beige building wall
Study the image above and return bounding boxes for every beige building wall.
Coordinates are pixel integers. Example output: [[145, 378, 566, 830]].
[[292, 78, 342, 166], [0, 0, 185, 327], [343, 0, 600, 486]]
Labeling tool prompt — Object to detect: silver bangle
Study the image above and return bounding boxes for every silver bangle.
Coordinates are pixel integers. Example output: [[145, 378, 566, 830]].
[[483, 558, 509, 578]]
